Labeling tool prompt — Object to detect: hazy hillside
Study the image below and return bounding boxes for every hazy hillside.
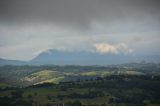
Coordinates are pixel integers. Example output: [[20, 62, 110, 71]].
[[1, 49, 160, 66], [31, 49, 160, 65], [0, 58, 27, 66]]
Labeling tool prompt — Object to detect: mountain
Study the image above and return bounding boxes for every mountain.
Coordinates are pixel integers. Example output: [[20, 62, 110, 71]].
[[0, 58, 27, 66], [0, 49, 160, 66], [30, 49, 160, 65]]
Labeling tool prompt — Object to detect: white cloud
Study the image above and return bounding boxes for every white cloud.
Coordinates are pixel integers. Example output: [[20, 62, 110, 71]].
[[94, 43, 133, 55]]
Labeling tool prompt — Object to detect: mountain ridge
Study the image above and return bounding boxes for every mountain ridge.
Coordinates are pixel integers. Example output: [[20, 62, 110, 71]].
[[0, 49, 160, 66]]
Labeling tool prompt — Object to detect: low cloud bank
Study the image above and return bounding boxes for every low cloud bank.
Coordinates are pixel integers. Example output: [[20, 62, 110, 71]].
[[94, 43, 133, 55]]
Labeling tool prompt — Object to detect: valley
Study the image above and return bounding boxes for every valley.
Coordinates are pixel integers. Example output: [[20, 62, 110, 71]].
[[0, 62, 159, 86]]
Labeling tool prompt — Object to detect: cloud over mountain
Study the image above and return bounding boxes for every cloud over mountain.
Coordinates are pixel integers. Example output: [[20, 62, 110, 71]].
[[94, 43, 133, 55]]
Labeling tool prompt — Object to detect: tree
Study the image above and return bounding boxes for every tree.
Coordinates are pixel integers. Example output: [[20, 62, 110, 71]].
[[73, 100, 82, 106], [11, 90, 23, 99], [27, 94, 32, 99]]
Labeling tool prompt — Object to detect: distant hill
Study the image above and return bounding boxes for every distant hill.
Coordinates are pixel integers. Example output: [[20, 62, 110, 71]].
[[0, 58, 27, 66], [30, 49, 160, 65], [0, 49, 160, 66]]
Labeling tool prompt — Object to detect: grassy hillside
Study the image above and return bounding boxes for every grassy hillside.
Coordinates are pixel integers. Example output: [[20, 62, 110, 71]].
[[23, 70, 65, 84], [0, 63, 159, 87]]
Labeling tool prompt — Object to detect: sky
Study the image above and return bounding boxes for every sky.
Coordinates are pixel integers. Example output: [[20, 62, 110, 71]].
[[0, 0, 160, 61]]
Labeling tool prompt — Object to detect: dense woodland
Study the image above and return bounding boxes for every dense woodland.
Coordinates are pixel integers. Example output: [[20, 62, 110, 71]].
[[0, 75, 160, 106]]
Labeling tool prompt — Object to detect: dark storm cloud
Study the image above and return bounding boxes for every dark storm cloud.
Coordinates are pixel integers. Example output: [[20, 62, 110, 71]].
[[0, 0, 160, 60], [0, 0, 160, 30]]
